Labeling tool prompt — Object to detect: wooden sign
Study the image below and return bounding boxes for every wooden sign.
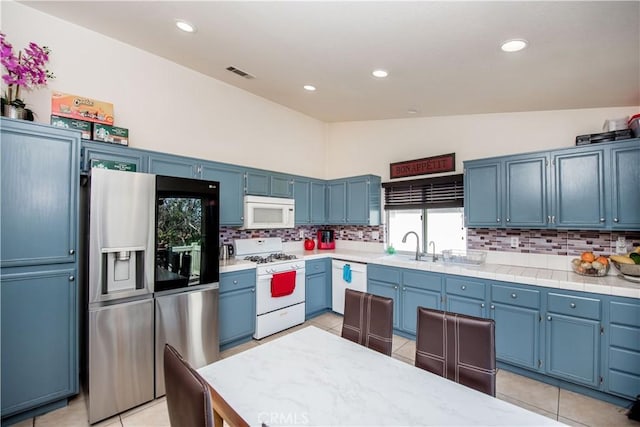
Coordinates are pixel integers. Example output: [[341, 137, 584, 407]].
[[390, 153, 455, 179]]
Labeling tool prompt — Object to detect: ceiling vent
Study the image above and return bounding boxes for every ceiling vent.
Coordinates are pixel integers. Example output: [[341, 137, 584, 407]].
[[226, 66, 255, 79]]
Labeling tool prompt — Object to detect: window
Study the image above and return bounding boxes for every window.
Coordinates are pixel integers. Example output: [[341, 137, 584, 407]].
[[383, 174, 466, 255]]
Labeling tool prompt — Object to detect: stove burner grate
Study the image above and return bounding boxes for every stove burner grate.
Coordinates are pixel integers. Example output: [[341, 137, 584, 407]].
[[244, 253, 298, 264]]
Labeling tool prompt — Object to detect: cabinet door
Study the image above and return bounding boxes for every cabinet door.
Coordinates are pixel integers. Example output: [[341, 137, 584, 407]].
[[1, 122, 78, 267], [201, 163, 245, 226], [401, 285, 441, 335], [464, 161, 502, 227], [1, 268, 77, 416], [545, 313, 600, 387], [551, 148, 605, 228], [148, 153, 197, 179], [504, 154, 548, 227], [310, 181, 327, 224], [245, 170, 269, 196], [607, 300, 640, 400], [219, 287, 256, 346], [367, 279, 400, 329], [271, 174, 292, 198], [82, 141, 145, 173], [446, 295, 486, 318], [491, 303, 540, 370], [609, 143, 640, 229], [327, 181, 347, 224], [305, 273, 328, 317], [293, 179, 311, 224], [346, 177, 369, 224]]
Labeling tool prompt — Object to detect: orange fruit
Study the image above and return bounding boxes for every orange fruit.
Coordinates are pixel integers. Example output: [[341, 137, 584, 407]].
[[595, 256, 608, 266], [581, 252, 596, 262]]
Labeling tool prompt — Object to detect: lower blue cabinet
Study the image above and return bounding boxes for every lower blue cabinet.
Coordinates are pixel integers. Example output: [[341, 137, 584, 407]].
[[606, 299, 640, 400], [1, 267, 78, 417], [218, 270, 256, 348], [305, 259, 331, 317], [444, 276, 487, 318], [400, 286, 440, 335]]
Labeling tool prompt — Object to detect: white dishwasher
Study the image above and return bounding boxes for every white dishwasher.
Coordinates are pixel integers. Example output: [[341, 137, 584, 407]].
[[332, 260, 367, 315]]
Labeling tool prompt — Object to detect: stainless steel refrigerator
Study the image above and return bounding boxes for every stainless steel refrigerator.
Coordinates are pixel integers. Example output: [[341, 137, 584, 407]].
[[86, 168, 220, 424]]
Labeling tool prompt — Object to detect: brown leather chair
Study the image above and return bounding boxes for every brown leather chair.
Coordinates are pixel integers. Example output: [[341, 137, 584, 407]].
[[164, 343, 214, 427], [415, 307, 496, 396], [341, 288, 394, 356]]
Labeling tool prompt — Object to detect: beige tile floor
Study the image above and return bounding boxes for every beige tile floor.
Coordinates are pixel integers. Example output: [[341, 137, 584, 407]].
[[13, 312, 636, 427]]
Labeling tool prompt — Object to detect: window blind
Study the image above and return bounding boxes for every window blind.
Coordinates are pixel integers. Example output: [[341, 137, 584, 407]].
[[382, 174, 464, 210]]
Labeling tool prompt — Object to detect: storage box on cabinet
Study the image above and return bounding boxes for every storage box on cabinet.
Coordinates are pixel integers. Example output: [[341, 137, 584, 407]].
[[82, 141, 146, 173], [607, 299, 640, 400]]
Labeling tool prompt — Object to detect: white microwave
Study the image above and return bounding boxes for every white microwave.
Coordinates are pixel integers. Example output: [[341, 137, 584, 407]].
[[242, 195, 295, 229]]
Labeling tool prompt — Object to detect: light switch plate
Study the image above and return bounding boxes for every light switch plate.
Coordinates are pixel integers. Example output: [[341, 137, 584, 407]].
[[358, 231, 364, 239], [510, 237, 519, 248], [299, 230, 304, 239]]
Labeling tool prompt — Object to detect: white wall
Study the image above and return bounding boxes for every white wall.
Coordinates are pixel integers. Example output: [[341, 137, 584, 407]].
[[327, 107, 638, 180], [1, 1, 328, 178]]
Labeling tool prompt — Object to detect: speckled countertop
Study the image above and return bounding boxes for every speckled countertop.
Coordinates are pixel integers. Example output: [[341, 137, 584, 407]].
[[220, 249, 640, 299]]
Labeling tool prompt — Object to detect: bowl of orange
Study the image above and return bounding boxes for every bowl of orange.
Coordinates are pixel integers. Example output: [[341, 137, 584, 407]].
[[571, 252, 609, 277]]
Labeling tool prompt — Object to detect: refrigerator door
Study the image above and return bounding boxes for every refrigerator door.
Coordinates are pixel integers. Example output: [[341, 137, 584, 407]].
[[154, 286, 220, 397], [88, 299, 154, 424]]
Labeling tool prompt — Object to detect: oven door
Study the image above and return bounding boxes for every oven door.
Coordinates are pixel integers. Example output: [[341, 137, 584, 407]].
[[256, 268, 305, 315]]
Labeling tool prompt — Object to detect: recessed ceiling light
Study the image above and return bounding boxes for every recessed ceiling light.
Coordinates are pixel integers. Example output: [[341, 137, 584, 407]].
[[303, 85, 316, 91], [501, 39, 528, 52], [176, 20, 197, 33], [372, 69, 389, 78]]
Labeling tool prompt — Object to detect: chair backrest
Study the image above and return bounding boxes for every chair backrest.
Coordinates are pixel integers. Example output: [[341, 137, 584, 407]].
[[164, 344, 214, 427], [415, 307, 496, 396], [341, 288, 394, 356]]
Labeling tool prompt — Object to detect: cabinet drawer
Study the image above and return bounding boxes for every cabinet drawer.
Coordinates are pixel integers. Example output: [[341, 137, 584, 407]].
[[608, 370, 640, 400], [609, 301, 640, 327], [445, 277, 485, 300], [491, 284, 539, 309], [547, 292, 600, 320], [368, 265, 400, 284], [219, 270, 255, 293], [403, 270, 442, 293], [306, 259, 328, 275], [609, 347, 640, 376], [610, 324, 640, 352]]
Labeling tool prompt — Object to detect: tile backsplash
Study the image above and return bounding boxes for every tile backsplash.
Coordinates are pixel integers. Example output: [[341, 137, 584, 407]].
[[220, 225, 384, 244], [467, 228, 640, 257]]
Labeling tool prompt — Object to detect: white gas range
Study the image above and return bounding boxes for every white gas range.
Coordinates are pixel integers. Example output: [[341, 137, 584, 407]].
[[234, 238, 305, 339]]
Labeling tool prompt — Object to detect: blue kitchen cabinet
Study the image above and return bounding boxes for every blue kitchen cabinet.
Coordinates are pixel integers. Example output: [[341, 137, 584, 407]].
[[246, 169, 293, 198], [1, 267, 77, 417], [606, 298, 640, 400], [464, 160, 502, 227], [219, 270, 256, 349], [1, 119, 79, 422], [444, 276, 488, 318], [201, 162, 245, 226], [294, 178, 327, 225], [545, 291, 601, 388], [400, 270, 443, 334], [82, 141, 147, 173], [367, 265, 401, 329], [327, 175, 381, 225], [490, 283, 541, 371], [550, 147, 606, 229], [305, 259, 331, 318], [310, 181, 327, 224], [148, 152, 199, 179], [608, 141, 640, 229], [504, 153, 548, 227]]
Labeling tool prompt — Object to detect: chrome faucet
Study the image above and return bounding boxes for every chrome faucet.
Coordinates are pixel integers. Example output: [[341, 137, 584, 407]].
[[402, 231, 421, 260], [428, 241, 437, 262]]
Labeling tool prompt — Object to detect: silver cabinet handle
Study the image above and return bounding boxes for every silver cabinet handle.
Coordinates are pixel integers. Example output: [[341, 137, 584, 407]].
[[402, 287, 406, 291], [511, 293, 517, 299], [251, 288, 255, 293], [570, 303, 576, 309], [490, 305, 495, 310], [547, 315, 552, 321], [497, 218, 500, 222], [547, 215, 551, 223], [613, 218, 619, 223], [599, 218, 605, 223], [461, 285, 467, 290], [69, 249, 75, 255], [69, 275, 75, 281], [551, 215, 555, 224], [233, 280, 238, 284], [394, 285, 398, 290], [506, 218, 510, 222], [481, 303, 485, 308]]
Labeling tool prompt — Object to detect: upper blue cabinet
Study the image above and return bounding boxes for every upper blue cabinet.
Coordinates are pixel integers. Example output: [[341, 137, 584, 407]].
[[464, 139, 640, 230], [245, 169, 293, 198], [293, 177, 326, 225], [327, 175, 381, 225]]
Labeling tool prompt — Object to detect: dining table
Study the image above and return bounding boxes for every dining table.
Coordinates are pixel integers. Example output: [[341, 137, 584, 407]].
[[198, 325, 564, 426]]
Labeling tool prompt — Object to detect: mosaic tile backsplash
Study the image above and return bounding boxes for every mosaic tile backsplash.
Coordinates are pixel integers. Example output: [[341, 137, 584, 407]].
[[220, 225, 385, 245], [467, 228, 640, 257]]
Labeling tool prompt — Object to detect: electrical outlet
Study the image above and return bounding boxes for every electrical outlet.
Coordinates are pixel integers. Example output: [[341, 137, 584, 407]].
[[357, 230, 364, 239], [299, 230, 304, 239], [510, 237, 519, 248], [372, 231, 380, 240]]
